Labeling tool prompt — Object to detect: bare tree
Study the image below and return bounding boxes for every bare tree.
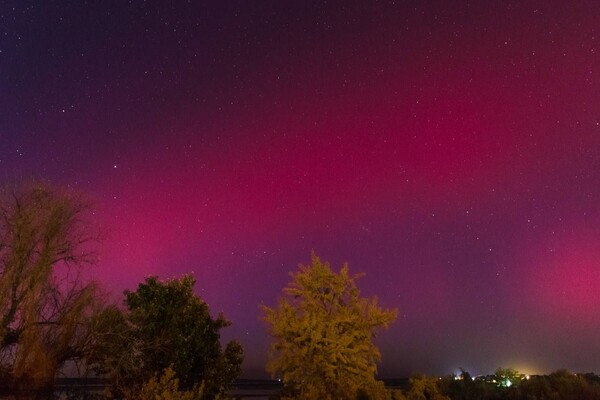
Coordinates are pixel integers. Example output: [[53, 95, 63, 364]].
[[0, 183, 101, 397]]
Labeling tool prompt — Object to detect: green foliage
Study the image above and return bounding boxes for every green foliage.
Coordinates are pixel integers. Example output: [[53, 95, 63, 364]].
[[494, 367, 525, 387], [138, 366, 205, 400], [404, 375, 450, 400], [0, 183, 100, 393], [390, 389, 408, 400], [262, 253, 397, 400], [89, 275, 243, 399]]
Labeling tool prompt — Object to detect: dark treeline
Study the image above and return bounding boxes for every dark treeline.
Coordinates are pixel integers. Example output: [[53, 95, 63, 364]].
[[42, 370, 600, 400], [391, 369, 600, 400]]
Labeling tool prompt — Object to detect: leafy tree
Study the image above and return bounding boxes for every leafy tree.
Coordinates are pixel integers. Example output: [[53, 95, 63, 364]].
[[138, 366, 205, 400], [494, 367, 524, 388], [390, 390, 408, 400], [0, 183, 100, 396], [262, 253, 397, 400], [404, 375, 450, 400], [89, 275, 243, 399]]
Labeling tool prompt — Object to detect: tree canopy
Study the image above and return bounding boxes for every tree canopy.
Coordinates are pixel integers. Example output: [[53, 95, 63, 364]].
[[89, 274, 243, 399], [262, 253, 397, 400]]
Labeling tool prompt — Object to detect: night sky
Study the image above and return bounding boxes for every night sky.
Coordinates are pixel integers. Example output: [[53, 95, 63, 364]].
[[1, 1, 599, 378]]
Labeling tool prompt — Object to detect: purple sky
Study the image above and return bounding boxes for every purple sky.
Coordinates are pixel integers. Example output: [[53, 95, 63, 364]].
[[1, 1, 599, 378]]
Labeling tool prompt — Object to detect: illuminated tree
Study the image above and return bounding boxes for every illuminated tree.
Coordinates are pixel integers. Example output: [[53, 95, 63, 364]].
[[438, 369, 498, 400], [262, 253, 397, 400], [494, 367, 524, 387], [89, 275, 243, 399], [404, 375, 450, 400], [138, 366, 205, 400], [0, 183, 100, 395]]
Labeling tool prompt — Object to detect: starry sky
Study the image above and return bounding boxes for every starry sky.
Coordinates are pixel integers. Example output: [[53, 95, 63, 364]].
[[1, 1, 599, 378]]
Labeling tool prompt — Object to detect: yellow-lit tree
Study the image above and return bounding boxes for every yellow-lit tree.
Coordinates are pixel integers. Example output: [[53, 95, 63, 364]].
[[404, 375, 450, 400], [262, 253, 397, 400], [0, 183, 101, 396]]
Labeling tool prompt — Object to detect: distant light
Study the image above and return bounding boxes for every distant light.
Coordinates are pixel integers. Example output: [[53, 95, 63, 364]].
[[505, 379, 512, 387], [525, 375, 530, 380]]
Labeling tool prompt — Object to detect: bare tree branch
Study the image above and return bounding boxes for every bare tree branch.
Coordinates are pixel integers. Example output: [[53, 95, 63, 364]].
[[0, 183, 102, 393]]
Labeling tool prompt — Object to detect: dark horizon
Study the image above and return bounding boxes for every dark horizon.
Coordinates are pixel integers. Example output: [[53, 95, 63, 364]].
[[1, 0, 598, 379]]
